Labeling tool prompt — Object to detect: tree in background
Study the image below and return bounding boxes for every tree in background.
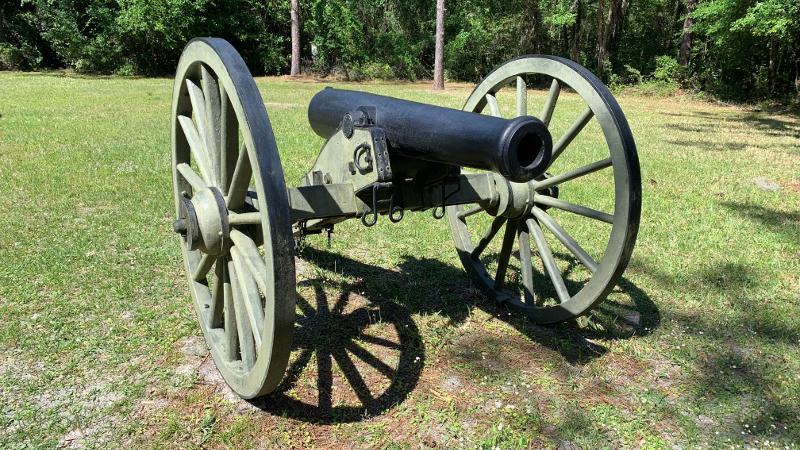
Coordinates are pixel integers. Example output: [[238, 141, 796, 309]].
[[290, 0, 300, 76], [433, 0, 445, 90], [693, 0, 800, 97], [0, 0, 798, 100], [678, 0, 697, 66], [596, 0, 630, 74]]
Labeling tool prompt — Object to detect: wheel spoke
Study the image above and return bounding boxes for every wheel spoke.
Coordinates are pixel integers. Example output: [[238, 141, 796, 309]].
[[534, 195, 614, 224], [540, 79, 561, 127], [230, 247, 264, 349], [517, 225, 535, 304], [457, 205, 483, 220], [223, 260, 239, 361], [176, 163, 208, 192], [186, 79, 211, 152], [229, 229, 270, 296], [535, 158, 612, 191], [192, 253, 215, 281], [226, 143, 252, 209], [494, 220, 518, 290], [359, 333, 400, 350], [228, 260, 256, 368], [345, 342, 394, 379], [526, 219, 570, 303], [532, 207, 598, 273], [485, 93, 501, 117], [471, 216, 506, 259], [317, 351, 333, 411], [177, 116, 215, 183], [228, 212, 262, 226], [295, 295, 315, 317], [209, 258, 225, 328], [332, 348, 375, 406], [550, 107, 594, 165], [219, 83, 239, 194], [515, 76, 527, 117], [200, 66, 221, 183]]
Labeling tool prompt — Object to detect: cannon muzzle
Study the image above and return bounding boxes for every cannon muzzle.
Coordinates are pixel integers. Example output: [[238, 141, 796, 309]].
[[308, 88, 552, 182]]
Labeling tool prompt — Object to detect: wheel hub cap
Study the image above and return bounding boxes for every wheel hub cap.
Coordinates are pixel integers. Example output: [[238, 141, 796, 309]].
[[174, 187, 229, 255]]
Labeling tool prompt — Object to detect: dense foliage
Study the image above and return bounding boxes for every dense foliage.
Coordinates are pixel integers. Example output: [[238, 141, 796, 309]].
[[1, 0, 798, 99]]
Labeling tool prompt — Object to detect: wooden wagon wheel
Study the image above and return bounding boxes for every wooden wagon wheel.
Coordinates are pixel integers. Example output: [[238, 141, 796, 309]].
[[447, 56, 641, 324], [171, 38, 295, 398]]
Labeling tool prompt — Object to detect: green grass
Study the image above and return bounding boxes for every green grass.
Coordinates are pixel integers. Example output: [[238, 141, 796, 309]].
[[0, 71, 799, 449]]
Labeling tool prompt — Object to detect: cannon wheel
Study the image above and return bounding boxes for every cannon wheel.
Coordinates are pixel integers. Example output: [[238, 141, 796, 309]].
[[171, 38, 295, 398], [447, 56, 641, 324]]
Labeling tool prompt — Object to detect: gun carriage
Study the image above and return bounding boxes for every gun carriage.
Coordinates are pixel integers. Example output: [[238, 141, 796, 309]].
[[171, 38, 641, 398]]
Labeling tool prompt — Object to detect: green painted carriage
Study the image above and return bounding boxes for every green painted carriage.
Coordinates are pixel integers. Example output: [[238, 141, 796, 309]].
[[170, 38, 641, 398]]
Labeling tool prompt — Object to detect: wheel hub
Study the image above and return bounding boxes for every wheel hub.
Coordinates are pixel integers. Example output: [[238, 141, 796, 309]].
[[488, 172, 560, 218], [488, 174, 534, 218], [173, 187, 230, 255]]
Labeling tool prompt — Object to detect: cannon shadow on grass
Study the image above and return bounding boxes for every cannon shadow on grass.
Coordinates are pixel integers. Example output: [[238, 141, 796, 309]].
[[251, 246, 659, 424]]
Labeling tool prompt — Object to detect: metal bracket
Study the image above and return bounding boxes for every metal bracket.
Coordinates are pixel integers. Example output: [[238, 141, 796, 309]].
[[431, 176, 461, 219], [355, 181, 397, 227], [389, 187, 404, 223], [353, 143, 373, 173], [361, 184, 379, 227], [370, 128, 392, 182]]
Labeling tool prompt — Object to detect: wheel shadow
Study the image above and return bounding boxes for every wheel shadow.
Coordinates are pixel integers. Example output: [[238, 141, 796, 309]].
[[250, 272, 424, 423], [253, 245, 658, 423]]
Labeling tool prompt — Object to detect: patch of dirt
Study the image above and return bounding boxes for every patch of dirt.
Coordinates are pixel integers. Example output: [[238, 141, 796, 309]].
[[81, 384, 125, 410], [446, 327, 553, 378], [197, 358, 254, 410], [649, 357, 684, 393], [169, 335, 260, 413], [440, 375, 462, 392], [785, 179, 800, 193], [136, 397, 170, 416], [58, 427, 86, 449], [4, 357, 129, 448], [752, 176, 781, 191], [179, 335, 208, 358]]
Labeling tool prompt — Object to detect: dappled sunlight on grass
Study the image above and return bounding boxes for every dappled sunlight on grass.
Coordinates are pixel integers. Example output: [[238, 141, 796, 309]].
[[0, 73, 798, 448]]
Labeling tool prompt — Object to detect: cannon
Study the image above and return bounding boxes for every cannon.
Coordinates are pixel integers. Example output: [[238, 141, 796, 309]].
[[170, 38, 641, 398]]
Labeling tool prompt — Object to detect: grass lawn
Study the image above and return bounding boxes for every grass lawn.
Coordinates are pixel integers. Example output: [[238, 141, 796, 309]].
[[0, 70, 799, 449]]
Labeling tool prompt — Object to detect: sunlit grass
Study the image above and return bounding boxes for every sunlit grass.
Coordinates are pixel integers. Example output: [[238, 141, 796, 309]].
[[0, 71, 798, 448]]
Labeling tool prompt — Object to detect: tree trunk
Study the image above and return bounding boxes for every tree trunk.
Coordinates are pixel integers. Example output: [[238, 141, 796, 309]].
[[596, 0, 605, 72], [569, 0, 581, 61], [596, 0, 629, 73], [290, 0, 300, 76], [769, 39, 777, 95], [433, 0, 445, 90], [795, 54, 799, 96], [678, 0, 696, 66]]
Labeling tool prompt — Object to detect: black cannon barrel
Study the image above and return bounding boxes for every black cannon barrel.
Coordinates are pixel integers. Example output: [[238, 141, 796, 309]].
[[308, 88, 552, 182]]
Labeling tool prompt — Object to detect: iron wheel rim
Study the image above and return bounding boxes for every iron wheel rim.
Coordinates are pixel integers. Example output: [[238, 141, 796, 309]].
[[447, 55, 641, 324], [171, 38, 295, 398]]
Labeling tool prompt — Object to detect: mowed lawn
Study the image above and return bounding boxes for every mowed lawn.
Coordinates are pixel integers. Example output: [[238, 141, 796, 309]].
[[0, 71, 798, 449]]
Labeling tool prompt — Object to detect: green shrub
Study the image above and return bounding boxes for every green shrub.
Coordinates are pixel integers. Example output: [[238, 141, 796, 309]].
[[360, 62, 396, 80], [0, 43, 24, 70], [652, 55, 684, 83], [625, 79, 681, 97], [622, 64, 642, 84]]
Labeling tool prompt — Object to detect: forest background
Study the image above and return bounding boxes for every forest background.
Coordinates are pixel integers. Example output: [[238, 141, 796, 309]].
[[1, 0, 798, 101]]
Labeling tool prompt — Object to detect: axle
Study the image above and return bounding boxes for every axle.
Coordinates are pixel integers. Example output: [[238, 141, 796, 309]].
[[308, 88, 553, 183]]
